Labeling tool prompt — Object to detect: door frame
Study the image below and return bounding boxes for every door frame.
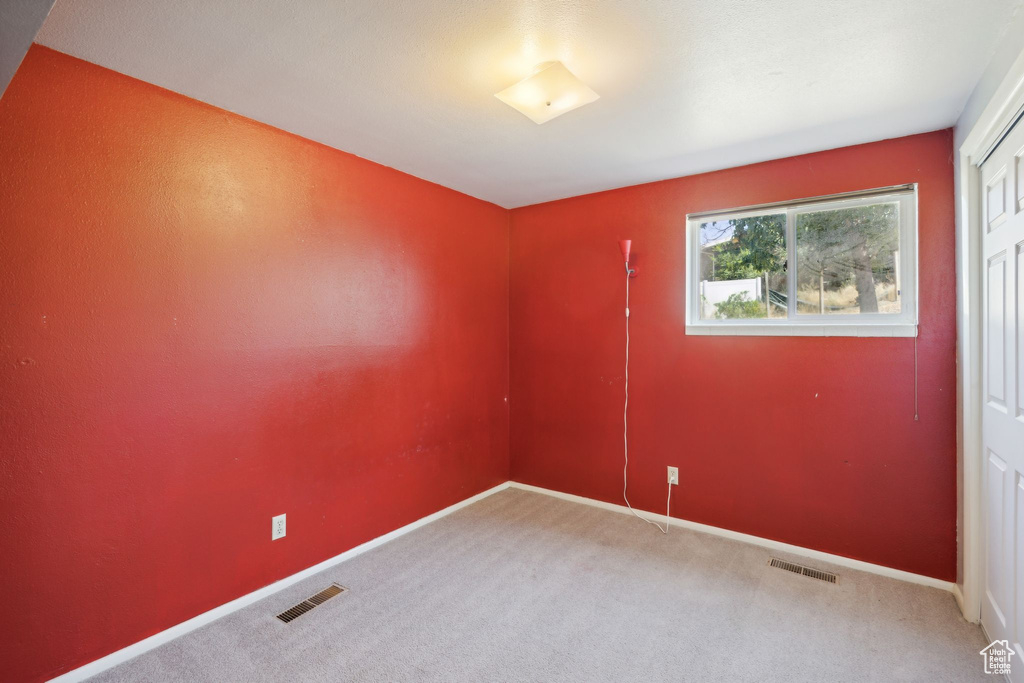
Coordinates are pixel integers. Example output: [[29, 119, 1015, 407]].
[[957, 46, 1024, 623]]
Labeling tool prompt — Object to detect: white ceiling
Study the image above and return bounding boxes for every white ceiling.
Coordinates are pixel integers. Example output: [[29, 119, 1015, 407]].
[[36, 0, 1023, 208]]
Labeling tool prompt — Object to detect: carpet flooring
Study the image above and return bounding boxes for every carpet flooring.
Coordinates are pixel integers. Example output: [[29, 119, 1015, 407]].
[[92, 488, 988, 682]]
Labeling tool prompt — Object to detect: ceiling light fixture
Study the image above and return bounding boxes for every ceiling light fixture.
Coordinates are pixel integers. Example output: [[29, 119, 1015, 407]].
[[494, 61, 599, 124]]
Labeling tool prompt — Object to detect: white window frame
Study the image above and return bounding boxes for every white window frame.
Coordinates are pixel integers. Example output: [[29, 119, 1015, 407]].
[[685, 186, 918, 337]]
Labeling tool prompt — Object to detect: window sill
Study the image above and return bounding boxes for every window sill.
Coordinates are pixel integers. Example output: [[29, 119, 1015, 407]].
[[685, 323, 918, 338]]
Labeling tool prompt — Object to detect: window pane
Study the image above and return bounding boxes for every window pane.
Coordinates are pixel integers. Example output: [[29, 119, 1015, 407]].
[[698, 213, 787, 320], [795, 202, 901, 316]]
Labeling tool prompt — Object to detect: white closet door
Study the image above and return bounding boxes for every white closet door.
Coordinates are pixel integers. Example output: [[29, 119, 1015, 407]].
[[980, 115, 1024, 681]]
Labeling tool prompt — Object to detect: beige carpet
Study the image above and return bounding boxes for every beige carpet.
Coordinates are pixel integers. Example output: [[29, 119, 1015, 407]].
[[92, 488, 988, 682]]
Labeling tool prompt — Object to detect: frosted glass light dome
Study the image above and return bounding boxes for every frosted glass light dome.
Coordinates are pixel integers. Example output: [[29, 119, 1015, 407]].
[[495, 62, 599, 124]]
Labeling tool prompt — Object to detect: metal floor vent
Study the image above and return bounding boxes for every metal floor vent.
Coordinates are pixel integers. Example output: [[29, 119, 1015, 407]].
[[768, 558, 838, 584], [276, 583, 348, 623]]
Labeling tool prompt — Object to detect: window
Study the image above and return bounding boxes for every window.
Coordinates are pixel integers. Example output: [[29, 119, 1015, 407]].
[[686, 186, 917, 336]]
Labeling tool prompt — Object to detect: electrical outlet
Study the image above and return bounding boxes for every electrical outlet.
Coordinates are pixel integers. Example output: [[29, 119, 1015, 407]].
[[667, 466, 679, 485], [272, 513, 286, 540]]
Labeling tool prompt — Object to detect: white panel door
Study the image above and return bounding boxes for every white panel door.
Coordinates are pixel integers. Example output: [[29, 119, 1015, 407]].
[[980, 117, 1024, 681]]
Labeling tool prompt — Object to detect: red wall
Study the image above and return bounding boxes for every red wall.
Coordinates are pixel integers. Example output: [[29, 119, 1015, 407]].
[[0, 46, 509, 683], [509, 131, 957, 581]]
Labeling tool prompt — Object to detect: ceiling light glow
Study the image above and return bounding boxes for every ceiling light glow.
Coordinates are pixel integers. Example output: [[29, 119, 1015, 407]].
[[494, 61, 598, 124]]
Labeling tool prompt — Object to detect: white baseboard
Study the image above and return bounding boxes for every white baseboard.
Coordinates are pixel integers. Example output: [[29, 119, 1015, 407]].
[[50, 478, 957, 681], [508, 482, 957, 593], [952, 582, 967, 614], [49, 482, 510, 683]]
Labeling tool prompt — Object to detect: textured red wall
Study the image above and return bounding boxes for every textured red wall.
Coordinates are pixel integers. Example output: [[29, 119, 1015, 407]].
[[509, 130, 957, 581], [0, 46, 509, 682]]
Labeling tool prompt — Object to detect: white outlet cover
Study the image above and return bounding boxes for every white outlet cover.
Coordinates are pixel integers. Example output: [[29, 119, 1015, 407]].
[[272, 513, 286, 540], [667, 467, 679, 485]]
